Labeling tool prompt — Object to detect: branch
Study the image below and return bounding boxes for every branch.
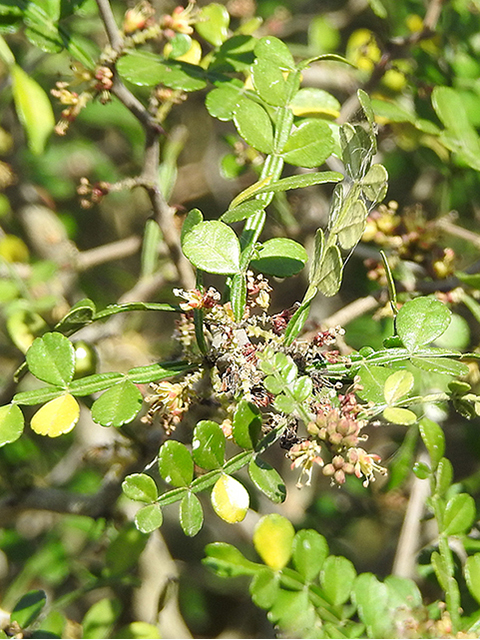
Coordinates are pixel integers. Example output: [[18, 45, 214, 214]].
[[95, 0, 195, 290], [77, 235, 141, 271], [95, 0, 123, 51]]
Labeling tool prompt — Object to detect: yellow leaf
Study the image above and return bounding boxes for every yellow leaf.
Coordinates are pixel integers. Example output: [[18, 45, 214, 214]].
[[31, 394, 80, 437], [253, 513, 294, 570], [211, 475, 249, 523]]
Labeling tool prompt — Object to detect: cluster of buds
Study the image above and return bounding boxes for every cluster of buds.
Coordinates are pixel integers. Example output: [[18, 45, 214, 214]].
[[93, 66, 114, 98], [162, 2, 199, 38], [77, 177, 111, 209], [308, 408, 365, 450]]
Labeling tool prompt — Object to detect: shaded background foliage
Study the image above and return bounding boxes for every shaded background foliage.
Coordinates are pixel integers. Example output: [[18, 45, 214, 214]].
[[1, 0, 480, 637]]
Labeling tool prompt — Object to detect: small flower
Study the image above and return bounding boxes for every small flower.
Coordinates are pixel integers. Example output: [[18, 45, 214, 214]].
[[348, 447, 387, 487], [123, 1, 155, 33], [162, 2, 198, 35], [173, 287, 221, 311], [287, 440, 324, 488]]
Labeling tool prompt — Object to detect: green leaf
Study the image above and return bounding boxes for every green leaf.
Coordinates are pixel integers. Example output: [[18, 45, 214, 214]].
[[413, 461, 431, 479], [11, 590, 47, 629], [251, 57, 287, 106], [281, 119, 334, 168], [54, 298, 96, 333], [91, 380, 143, 428], [273, 394, 295, 414], [336, 199, 368, 250], [292, 529, 329, 581], [203, 542, 261, 577], [284, 302, 311, 345], [181, 207, 203, 243], [250, 568, 280, 609], [384, 575, 423, 609], [442, 493, 476, 536], [106, 524, 148, 576], [431, 551, 449, 591], [135, 504, 163, 533], [182, 220, 241, 274], [361, 163, 388, 202], [419, 418, 445, 471], [432, 86, 480, 171], [411, 357, 469, 376], [233, 98, 274, 154], [211, 474, 249, 523], [127, 361, 192, 385], [117, 52, 206, 90], [340, 123, 373, 180], [396, 297, 451, 352], [232, 400, 262, 449], [26, 332, 75, 386], [246, 171, 343, 198], [211, 35, 256, 71], [0, 404, 24, 446], [82, 598, 121, 639], [192, 420, 225, 470], [268, 589, 316, 636], [316, 244, 343, 297], [383, 370, 414, 405], [179, 492, 204, 537], [205, 84, 242, 121], [289, 87, 341, 118], [195, 3, 229, 46], [383, 407, 417, 425], [253, 514, 294, 570], [11, 64, 54, 155], [320, 555, 356, 606], [248, 458, 286, 503], [357, 365, 392, 403], [221, 200, 265, 223], [436, 457, 453, 496], [13, 386, 65, 407], [158, 440, 194, 487], [254, 36, 295, 71], [465, 554, 480, 605], [352, 574, 390, 638], [250, 238, 308, 277], [30, 394, 80, 437], [122, 473, 158, 503]]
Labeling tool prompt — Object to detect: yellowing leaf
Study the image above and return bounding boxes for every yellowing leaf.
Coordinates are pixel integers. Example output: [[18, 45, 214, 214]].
[[211, 475, 249, 523], [253, 513, 295, 570], [30, 394, 80, 437], [11, 64, 55, 155], [383, 407, 417, 426]]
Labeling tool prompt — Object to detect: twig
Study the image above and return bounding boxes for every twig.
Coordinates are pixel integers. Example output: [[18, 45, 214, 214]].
[[95, 0, 123, 52], [392, 452, 431, 579], [95, 0, 195, 289], [77, 235, 142, 271]]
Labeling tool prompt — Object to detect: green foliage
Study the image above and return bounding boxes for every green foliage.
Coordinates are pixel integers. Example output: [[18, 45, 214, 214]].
[[2, 0, 480, 637]]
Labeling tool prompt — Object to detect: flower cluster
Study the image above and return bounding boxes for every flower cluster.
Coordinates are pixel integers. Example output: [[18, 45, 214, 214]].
[[77, 177, 111, 209], [142, 370, 202, 434], [144, 281, 386, 488]]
